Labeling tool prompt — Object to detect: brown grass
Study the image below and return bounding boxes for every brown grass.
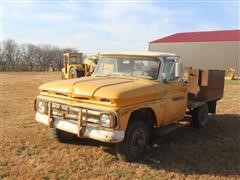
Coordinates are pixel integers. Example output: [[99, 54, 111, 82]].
[[0, 72, 239, 179]]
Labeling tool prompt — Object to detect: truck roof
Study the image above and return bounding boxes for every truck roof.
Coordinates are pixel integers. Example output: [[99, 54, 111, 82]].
[[100, 51, 176, 57]]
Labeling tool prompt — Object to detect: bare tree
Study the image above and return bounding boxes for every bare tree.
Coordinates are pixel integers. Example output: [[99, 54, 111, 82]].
[[0, 48, 6, 71], [51, 47, 64, 71], [0, 39, 80, 71], [20, 43, 37, 71], [3, 39, 21, 71], [34, 46, 45, 71], [34, 45, 54, 71]]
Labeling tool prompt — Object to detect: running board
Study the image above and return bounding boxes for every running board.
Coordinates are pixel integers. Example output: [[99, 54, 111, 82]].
[[155, 121, 189, 136]]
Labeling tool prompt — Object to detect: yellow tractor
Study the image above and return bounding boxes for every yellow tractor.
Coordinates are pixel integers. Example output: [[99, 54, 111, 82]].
[[61, 52, 98, 79], [84, 55, 99, 75]]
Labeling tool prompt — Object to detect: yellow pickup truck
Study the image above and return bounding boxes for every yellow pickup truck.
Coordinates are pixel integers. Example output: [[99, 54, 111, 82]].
[[34, 52, 225, 162]]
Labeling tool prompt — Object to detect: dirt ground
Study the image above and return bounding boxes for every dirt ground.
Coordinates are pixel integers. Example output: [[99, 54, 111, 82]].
[[0, 72, 239, 179]]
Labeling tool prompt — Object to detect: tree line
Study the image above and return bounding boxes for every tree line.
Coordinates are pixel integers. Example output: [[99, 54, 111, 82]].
[[0, 39, 78, 71]]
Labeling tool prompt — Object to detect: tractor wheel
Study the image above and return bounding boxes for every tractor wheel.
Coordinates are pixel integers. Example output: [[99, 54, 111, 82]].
[[69, 68, 77, 79], [116, 120, 149, 162]]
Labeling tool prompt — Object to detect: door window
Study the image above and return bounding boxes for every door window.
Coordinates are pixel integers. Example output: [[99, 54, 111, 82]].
[[162, 58, 177, 81]]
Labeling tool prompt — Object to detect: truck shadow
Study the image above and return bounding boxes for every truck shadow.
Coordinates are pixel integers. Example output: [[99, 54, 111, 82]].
[[141, 114, 240, 176], [68, 114, 240, 176]]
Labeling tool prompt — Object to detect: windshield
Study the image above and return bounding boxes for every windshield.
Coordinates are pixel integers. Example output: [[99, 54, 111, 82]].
[[69, 56, 83, 64], [94, 56, 160, 80]]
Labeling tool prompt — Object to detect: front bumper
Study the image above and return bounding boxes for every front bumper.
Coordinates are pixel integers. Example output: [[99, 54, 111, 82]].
[[35, 112, 124, 143]]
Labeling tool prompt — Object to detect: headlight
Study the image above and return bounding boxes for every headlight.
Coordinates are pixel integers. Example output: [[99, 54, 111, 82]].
[[100, 113, 115, 128], [38, 101, 48, 114]]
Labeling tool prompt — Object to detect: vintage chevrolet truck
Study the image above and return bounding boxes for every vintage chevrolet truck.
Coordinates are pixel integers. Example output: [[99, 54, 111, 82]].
[[34, 52, 225, 162]]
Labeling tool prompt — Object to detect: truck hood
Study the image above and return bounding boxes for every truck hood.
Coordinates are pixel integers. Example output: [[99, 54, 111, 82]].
[[39, 76, 158, 106]]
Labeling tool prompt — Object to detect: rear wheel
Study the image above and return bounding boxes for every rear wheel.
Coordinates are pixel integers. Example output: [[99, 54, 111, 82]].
[[51, 128, 76, 143], [116, 120, 149, 162], [69, 67, 77, 79], [192, 104, 209, 128]]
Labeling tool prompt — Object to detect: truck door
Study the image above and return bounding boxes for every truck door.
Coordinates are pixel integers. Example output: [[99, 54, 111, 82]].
[[161, 57, 187, 125]]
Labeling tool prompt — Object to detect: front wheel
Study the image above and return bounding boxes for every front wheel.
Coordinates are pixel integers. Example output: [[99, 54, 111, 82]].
[[116, 120, 149, 162], [192, 104, 209, 128]]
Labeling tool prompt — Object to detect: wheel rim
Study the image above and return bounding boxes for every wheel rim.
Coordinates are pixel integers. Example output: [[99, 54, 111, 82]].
[[129, 128, 146, 158], [70, 69, 77, 78]]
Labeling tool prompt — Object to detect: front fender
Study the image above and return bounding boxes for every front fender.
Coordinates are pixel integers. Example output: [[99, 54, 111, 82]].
[[117, 102, 161, 131]]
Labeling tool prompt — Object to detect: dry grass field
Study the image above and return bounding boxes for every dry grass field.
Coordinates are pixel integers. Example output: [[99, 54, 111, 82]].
[[0, 72, 239, 179]]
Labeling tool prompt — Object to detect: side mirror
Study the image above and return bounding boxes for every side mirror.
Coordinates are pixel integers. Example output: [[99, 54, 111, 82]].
[[175, 61, 183, 78]]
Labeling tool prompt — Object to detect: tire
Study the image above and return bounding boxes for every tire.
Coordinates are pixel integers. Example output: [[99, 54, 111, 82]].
[[192, 104, 209, 128], [69, 68, 77, 79], [116, 120, 149, 162], [51, 128, 76, 143]]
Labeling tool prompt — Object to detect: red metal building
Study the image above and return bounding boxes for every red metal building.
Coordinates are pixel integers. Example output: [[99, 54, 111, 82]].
[[149, 30, 240, 75]]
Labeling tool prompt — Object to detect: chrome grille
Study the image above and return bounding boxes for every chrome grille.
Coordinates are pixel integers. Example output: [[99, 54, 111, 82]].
[[51, 103, 101, 124]]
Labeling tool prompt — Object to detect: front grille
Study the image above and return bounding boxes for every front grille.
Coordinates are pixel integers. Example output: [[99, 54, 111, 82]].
[[51, 103, 101, 124]]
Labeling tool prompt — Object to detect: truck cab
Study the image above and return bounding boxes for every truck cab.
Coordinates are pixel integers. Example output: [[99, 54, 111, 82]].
[[35, 52, 224, 162]]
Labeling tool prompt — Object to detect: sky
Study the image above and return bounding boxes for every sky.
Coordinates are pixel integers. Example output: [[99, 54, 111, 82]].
[[1, 0, 240, 54]]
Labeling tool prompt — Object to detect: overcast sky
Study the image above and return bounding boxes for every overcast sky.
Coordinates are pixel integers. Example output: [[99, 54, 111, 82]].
[[2, 0, 239, 54]]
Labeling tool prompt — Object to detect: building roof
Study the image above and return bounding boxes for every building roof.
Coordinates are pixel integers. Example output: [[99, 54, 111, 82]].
[[150, 29, 240, 43], [100, 51, 176, 57]]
